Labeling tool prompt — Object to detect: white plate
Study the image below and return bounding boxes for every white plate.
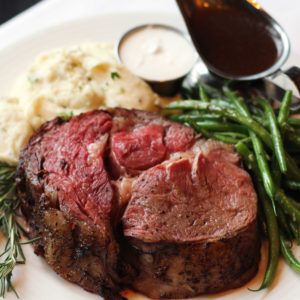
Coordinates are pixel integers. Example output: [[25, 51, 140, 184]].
[[1, 11, 300, 300]]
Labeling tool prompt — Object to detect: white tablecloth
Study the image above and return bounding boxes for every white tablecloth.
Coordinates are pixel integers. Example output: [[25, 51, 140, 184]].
[[0, 0, 299, 56]]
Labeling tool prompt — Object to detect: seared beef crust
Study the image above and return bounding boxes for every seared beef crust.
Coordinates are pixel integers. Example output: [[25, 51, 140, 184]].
[[123, 221, 260, 299]]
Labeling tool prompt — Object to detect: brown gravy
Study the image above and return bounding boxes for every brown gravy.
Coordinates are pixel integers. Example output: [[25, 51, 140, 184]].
[[180, 4, 280, 76]]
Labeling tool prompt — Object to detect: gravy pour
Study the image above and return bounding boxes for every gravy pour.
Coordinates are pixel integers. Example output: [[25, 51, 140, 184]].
[[176, 0, 290, 80]]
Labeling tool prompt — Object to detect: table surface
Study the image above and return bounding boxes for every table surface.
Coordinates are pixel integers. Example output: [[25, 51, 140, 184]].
[[0, 0, 299, 56]]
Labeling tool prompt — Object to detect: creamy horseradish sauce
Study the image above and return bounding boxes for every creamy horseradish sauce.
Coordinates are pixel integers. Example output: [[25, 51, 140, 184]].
[[119, 25, 196, 81]]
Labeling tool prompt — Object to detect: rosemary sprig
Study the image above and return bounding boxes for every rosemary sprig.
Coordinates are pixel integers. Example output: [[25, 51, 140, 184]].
[[0, 161, 35, 298]]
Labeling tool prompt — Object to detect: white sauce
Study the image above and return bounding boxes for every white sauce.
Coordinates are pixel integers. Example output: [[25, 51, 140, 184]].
[[119, 26, 197, 81]]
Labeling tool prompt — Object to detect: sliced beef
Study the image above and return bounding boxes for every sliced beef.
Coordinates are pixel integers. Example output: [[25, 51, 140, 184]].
[[16, 108, 260, 300], [16, 111, 133, 300], [122, 140, 260, 298], [107, 107, 194, 177], [110, 122, 193, 174], [110, 124, 166, 175]]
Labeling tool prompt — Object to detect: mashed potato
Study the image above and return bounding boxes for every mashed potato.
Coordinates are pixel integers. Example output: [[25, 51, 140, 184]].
[[0, 97, 33, 164], [1, 42, 168, 164], [13, 43, 163, 128]]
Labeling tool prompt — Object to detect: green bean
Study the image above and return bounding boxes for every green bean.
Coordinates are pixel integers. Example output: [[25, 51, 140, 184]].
[[271, 154, 281, 186], [288, 117, 300, 128], [249, 104, 265, 118], [257, 205, 268, 238], [166, 100, 209, 110], [167, 114, 187, 123], [280, 232, 300, 273], [286, 153, 300, 182], [255, 190, 279, 290], [212, 131, 248, 139], [275, 189, 300, 223], [289, 221, 300, 245], [235, 142, 255, 166], [201, 130, 216, 139], [269, 156, 300, 242], [194, 121, 248, 134], [188, 120, 213, 139], [224, 88, 276, 210], [183, 122, 192, 128], [211, 134, 240, 145], [187, 109, 203, 115], [235, 141, 279, 289], [277, 206, 293, 239], [211, 99, 236, 109], [251, 133, 276, 210], [210, 105, 300, 181], [197, 81, 222, 98], [284, 180, 300, 191], [282, 121, 295, 132], [253, 115, 269, 128], [166, 100, 273, 147], [222, 86, 243, 103], [222, 86, 251, 117], [255, 97, 287, 174], [167, 113, 222, 123], [278, 90, 293, 127], [190, 121, 239, 144], [199, 85, 209, 102]]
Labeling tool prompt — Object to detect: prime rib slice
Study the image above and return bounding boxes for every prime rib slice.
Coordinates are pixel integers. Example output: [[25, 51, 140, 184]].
[[16, 108, 260, 299], [122, 140, 260, 298]]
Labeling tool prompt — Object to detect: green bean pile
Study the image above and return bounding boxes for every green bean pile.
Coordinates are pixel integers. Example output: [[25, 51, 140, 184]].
[[165, 83, 300, 289]]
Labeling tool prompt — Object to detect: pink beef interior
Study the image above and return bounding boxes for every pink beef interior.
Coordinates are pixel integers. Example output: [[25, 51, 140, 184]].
[[111, 124, 166, 171], [39, 109, 195, 227], [37, 109, 256, 243], [41, 110, 114, 225], [122, 143, 257, 243]]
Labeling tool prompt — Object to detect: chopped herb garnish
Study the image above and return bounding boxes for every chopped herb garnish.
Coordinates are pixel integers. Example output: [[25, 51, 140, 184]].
[[111, 71, 120, 80], [120, 87, 125, 94], [78, 85, 82, 91], [58, 111, 74, 120], [27, 75, 40, 85]]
